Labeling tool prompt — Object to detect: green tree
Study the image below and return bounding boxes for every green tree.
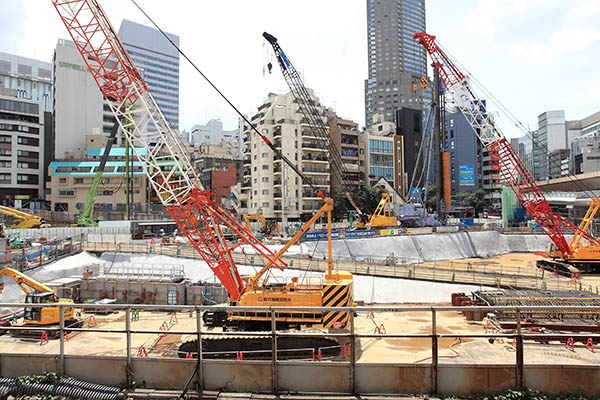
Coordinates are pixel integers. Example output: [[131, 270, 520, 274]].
[[456, 189, 493, 216], [424, 184, 437, 213], [356, 185, 386, 215]]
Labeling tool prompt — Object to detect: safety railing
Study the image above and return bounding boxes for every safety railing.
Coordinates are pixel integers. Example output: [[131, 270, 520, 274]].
[[83, 241, 580, 291], [1, 303, 600, 394]]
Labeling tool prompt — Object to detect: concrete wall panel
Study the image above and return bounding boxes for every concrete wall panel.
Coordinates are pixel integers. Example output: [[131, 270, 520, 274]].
[[133, 358, 196, 389], [0, 354, 58, 377], [65, 356, 126, 387], [438, 365, 515, 396], [203, 361, 271, 392], [356, 364, 431, 394], [524, 365, 600, 397], [279, 363, 349, 393]]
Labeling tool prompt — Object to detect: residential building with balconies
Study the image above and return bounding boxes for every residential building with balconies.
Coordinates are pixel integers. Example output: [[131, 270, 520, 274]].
[[236, 91, 333, 221]]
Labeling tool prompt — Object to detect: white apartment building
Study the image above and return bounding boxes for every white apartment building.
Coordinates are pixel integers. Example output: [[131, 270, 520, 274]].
[[237, 91, 332, 220]]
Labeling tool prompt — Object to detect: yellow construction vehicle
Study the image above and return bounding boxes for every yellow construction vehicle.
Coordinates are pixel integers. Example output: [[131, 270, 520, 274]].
[[243, 213, 280, 237], [0, 268, 79, 332], [357, 193, 397, 228], [538, 197, 600, 273], [0, 206, 42, 229], [243, 214, 267, 233]]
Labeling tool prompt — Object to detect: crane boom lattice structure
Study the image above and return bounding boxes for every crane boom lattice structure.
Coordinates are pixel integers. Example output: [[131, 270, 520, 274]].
[[263, 32, 359, 195], [52, 0, 286, 300], [414, 32, 576, 256]]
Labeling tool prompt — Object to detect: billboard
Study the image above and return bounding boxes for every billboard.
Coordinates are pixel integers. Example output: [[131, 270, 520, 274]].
[[459, 165, 475, 186]]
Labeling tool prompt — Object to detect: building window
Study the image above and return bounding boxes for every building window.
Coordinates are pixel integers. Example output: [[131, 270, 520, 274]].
[[262, 177, 269, 182], [262, 153, 269, 158], [262, 189, 269, 195], [0, 173, 10, 181], [59, 177, 67, 184], [59, 190, 74, 196], [101, 190, 113, 196], [262, 202, 269, 208], [74, 178, 84, 184], [262, 165, 268, 170]]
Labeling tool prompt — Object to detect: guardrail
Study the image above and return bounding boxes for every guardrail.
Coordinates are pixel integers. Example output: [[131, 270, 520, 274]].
[[1, 303, 600, 395]]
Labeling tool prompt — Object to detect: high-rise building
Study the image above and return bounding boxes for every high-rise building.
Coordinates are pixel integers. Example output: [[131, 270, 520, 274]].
[[571, 111, 600, 175], [53, 39, 116, 158], [118, 19, 179, 130], [533, 110, 566, 181], [0, 88, 45, 205], [0, 52, 53, 113], [364, 0, 427, 129], [445, 111, 482, 197]]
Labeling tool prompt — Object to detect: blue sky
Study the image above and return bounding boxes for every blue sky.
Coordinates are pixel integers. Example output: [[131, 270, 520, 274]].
[[1, 1, 599, 138]]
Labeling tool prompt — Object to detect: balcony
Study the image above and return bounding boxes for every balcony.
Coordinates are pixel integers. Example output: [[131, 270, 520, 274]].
[[341, 150, 359, 158], [273, 179, 282, 186], [273, 166, 282, 173], [302, 154, 328, 163], [302, 142, 325, 150], [274, 192, 282, 198], [243, 158, 251, 165], [243, 168, 251, 176], [274, 205, 282, 211], [273, 129, 281, 138], [302, 191, 320, 199], [302, 204, 316, 211], [302, 166, 329, 174], [242, 179, 251, 188]]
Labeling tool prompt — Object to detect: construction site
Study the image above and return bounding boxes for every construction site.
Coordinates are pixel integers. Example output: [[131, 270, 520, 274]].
[[0, 1, 600, 400]]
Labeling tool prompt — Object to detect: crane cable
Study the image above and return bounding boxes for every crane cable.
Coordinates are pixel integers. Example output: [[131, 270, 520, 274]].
[[130, 0, 320, 196], [437, 41, 595, 199]]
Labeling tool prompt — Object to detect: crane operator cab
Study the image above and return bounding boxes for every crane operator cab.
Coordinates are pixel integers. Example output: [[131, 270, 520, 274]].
[[24, 292, 74, 325]]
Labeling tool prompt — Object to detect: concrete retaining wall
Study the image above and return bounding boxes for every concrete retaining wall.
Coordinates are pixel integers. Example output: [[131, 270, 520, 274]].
[[2, 354, 600, 397], [305, 232, 555, 264]]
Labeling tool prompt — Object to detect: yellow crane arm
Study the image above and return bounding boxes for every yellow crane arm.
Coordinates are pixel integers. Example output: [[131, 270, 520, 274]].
[[569, 197, 600, 251], [0, 206, 42, 229], [368, 193, 391, 225], [0, 267, 53, 295]]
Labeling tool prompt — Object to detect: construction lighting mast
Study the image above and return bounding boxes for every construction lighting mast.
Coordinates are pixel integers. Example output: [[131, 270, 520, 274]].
[[414, 32, 600, 271], [52, 0, 288, 301]]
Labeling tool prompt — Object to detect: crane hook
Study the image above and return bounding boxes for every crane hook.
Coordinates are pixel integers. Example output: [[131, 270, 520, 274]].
[[267, 62, 273, 74]]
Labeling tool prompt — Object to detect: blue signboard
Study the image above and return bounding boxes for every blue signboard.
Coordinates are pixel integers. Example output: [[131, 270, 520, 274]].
[[305, 231, 340, 240], [459, 165, 475, 186], [345, 230, 376, 239]]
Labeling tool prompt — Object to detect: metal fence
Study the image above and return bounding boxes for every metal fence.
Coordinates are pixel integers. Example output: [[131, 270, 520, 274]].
[[1, 303, 599, 394]]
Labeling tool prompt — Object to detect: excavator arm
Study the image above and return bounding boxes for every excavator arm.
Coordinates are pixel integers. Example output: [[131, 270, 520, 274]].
[[0, 206, 42, 229], [0, 267, 53, 295]]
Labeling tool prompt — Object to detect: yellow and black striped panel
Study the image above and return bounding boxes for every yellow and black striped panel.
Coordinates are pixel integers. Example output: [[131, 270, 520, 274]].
[[322, 282, 352, 329]]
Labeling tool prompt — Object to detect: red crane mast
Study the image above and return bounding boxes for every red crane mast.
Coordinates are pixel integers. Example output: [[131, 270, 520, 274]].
[[52, 0, 287, 300], [414, 32, 578, 256]]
